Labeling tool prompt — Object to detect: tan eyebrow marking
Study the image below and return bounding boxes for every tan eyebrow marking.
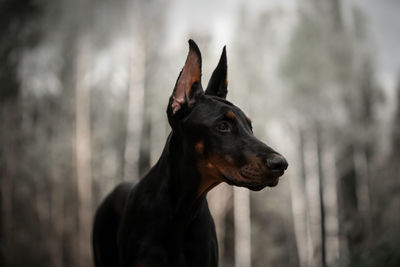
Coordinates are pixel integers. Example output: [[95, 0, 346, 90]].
[[246, 116, 252, 124], [195, 140, 204, 155], [226, 111, 235, 120]]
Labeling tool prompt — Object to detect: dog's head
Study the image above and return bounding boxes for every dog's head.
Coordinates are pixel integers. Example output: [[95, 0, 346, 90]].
[[167, 40, 288, 192]]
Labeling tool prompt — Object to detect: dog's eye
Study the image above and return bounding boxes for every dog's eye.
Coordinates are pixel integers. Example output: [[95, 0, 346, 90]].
[[216, 121, 232, 133]]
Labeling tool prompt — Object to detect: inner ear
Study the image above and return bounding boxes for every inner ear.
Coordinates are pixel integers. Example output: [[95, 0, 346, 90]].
[[205, 46, 228, 99], [171, 40, 203, 115]]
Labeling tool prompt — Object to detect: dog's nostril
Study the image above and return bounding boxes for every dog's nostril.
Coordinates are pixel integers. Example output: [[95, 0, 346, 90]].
[[265, 155, 288, 172]]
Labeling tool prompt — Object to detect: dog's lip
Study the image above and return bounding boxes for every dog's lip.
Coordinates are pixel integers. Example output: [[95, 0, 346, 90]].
[[221, 175, 238, 186], [239, 168, 285, 180], [266, 176, 280, 187], [270, 169, 285, 177], [247, 184, 267, 191], [222, 171, 282, 191]]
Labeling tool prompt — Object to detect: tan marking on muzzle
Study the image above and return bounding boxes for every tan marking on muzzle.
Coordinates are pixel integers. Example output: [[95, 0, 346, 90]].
[[197, 155, 245, 198], [246, 116, 252, 124]]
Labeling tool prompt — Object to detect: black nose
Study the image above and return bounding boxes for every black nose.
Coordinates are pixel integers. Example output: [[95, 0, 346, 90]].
[[265, 154, 288, 172]]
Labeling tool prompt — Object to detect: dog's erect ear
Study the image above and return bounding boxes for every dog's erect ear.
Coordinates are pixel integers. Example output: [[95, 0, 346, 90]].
[[205, 46, 228, 99], [169, 39, 203, 115]]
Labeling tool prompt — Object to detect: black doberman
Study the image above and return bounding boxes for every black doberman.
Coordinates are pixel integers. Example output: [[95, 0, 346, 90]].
[[92, 40, 288, 267]]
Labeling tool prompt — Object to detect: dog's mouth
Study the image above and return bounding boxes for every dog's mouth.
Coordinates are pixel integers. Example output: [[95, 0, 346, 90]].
[[201, 155, 285, 191], [221, 167, 284, 191], [237, 164, 284, 190], [223, 174, 280, 191]]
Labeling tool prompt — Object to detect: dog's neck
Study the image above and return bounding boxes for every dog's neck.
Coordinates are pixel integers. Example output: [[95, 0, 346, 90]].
[[152, 132, 217, 226]]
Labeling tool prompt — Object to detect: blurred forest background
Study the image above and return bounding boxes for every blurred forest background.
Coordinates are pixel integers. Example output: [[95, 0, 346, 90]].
[[1, 0, 400, 266]]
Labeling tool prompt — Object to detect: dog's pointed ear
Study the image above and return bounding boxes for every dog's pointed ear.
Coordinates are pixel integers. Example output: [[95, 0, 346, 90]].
[[205, 46, 228, 99], [169, 39, 203, 116]]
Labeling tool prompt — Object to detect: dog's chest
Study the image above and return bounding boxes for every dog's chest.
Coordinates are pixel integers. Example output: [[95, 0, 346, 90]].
[[130, 209, 218, 266]]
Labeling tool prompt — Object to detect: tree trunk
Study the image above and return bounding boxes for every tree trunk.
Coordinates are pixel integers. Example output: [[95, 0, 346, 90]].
[[139, 100, 151, 177], [289, 128, 314, 267], [315, 124, 326, 267], [336, 144, 362, 264], [123, 37, 145, 182], [138, 39, 157, 178], [323, 145, 340, 266], [233, 186, 251, 267], [74, 35, 93, 267], [0, 0, 40, 263], [392, 73, 400, 153], [353, 147, 371, 216], [331, 0, 344, 31], [0, 100, 19, 267], [50, 177, 64, 267], [207, 184, 232, 265]]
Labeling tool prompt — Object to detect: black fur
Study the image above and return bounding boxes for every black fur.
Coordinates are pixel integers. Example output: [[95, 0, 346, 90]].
[[92, 40, 288, 267]]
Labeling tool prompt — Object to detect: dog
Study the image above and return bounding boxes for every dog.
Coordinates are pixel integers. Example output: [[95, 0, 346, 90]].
[[92, 39, 288, 267]]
